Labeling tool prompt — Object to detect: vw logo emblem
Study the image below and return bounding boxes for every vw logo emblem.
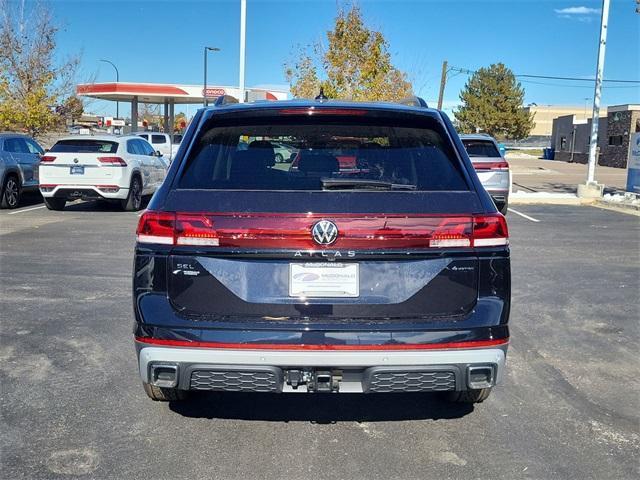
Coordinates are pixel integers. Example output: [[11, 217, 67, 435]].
[[311, 220, 338, 245], [73, 158, 79, 163]]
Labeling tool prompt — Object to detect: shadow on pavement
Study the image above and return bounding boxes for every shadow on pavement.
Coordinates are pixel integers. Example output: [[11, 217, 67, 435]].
[[62, 196, 151, 212], [532, 182, 625, 195], [169, 391, 474, 423], [16, 191, 44, 208]]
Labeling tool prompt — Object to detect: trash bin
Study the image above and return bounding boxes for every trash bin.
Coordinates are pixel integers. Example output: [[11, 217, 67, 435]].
[[547, 148, 555, 160]]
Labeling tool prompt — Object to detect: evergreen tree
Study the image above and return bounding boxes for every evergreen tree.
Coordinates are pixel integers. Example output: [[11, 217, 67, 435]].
[[454, 63, 534, 140]]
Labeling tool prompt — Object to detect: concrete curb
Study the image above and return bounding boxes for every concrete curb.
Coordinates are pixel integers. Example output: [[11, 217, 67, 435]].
[[510, 192, 582, 205], [509, 192, 640, 215]]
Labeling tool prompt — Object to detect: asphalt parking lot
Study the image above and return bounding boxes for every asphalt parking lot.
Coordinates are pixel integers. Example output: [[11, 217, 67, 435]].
[[1, 201, 638, 480]]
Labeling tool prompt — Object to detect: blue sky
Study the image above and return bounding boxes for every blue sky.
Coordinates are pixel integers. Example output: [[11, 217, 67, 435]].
[[48, 0, 640, 117]]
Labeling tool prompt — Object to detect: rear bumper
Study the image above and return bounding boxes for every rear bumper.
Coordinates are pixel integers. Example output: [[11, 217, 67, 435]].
[[40, 185, 128, 200], [485, 189, 509, 205], [136, 342, 507, 393]]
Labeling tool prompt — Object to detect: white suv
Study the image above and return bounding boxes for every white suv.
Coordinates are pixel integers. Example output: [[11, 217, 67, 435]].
[[136, 132, 181, 162], [39, 135, 167, 211]]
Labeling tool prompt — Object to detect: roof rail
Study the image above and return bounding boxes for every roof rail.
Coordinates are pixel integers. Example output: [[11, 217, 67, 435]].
[[213, 95, 239, 107], [397, 96, 429, 108]]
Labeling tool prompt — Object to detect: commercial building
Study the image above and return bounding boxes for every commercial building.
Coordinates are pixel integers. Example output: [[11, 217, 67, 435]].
[[524, 105, 606, 137], [550, 104, 640, 168]]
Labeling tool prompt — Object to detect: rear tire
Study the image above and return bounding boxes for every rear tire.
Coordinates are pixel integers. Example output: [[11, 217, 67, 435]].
[[121, 176, 142, 211], [447, 387, 492, 403], [499, 202, 508, 216], [43, 197, 66, 211], [274, 153, 284, 163], [142, 382, 189, 402], [1, 174, 21, 209]]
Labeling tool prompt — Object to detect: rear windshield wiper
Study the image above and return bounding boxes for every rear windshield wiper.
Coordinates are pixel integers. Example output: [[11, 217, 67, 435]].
[[321, 178, 417, 191]]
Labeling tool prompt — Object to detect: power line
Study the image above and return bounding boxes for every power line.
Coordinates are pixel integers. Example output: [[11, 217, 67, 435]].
[[519, 79, 639, 89], [448, 66, 640, 84], [517, 74, 639, 84]]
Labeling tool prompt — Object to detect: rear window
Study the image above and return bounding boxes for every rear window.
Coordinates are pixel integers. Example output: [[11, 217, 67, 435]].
[[50, 139, 118, 154], [179, 114, 469, 191], [151, 135, 166, 144], [461, 139, 501, 158]]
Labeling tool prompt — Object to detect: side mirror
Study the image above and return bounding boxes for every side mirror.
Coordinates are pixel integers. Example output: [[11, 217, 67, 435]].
[[155, 150, 163, 157]]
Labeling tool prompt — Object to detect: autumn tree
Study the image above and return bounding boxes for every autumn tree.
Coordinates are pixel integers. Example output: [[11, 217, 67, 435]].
[[0, 0, 80, 137], [285, 5, 412, 101], [454, 63, 534, 140], [174, 112, 187, 131], [61, 96, 84, 123]]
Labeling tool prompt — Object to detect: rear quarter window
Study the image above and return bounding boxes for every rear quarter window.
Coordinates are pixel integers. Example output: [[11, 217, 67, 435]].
[[4, 138, 29, 153], [462, 140, 501, 158], [178, 112, 469, 192], [50, 140, 119, 154], [151, 135, 167, 144]]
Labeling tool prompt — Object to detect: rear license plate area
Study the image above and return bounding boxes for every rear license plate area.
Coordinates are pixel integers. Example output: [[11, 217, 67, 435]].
[[70, 166, 84, 175], [289, 263, 359, 298]]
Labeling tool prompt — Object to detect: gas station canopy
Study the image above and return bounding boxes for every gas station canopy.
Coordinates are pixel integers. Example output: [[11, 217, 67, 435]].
[[76, 82, 287, 105], [76, 82, 288, 132]]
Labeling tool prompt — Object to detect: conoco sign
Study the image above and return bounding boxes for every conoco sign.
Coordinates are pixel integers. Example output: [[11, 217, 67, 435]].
[[202, 87, 226, 98]]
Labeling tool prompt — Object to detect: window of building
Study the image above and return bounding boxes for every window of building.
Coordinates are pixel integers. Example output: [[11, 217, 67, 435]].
[[560, 136, 567, 150], [608, 135, 623, 146]]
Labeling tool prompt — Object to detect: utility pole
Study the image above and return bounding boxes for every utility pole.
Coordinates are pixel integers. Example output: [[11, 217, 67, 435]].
[[437, 60, 448, 111], [238, 0, 247, 103], [579, 0, 610, 198]]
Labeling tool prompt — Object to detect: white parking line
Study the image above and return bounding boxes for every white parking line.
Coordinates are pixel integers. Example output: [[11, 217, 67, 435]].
[[508, 208, 540, 223], [7, 205, 46, 215]]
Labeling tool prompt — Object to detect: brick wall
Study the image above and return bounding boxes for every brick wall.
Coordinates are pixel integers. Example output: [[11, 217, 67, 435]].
[[555, 151, 589, 163], [600, 110, 640, 168]]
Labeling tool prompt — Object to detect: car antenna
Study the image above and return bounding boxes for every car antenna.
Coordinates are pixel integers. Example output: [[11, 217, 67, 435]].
[[315, 87, 328, 102]]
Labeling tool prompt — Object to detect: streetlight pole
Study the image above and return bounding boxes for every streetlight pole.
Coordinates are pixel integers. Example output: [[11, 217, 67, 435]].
[[239, 0, 247, 103], [99, 59, 119, 118], [579, 0, 610, 198], [203, 47, 220, 107]]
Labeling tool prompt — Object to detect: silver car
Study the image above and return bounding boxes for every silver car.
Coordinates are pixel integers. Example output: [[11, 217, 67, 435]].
[[460, 134, 511, 215], [0, 133, 44, 209]]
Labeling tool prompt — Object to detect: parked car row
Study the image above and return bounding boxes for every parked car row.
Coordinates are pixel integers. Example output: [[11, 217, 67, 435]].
[[1, 128, 509, 214], [0, 132, 170, 210], [460, 134, 511, 215], [0, 133, 44, 208]]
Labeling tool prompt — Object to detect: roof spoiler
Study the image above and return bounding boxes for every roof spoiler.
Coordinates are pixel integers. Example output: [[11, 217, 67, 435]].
[[397, 96, 429, 108]]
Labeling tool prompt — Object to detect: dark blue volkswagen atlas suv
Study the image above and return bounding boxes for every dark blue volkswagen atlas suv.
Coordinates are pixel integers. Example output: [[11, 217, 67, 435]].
[[133, 96, 510, 404]]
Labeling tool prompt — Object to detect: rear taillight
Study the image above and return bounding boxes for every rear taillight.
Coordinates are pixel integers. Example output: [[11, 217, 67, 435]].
[[97, 185, 120, 193], [98, 156, 127, 166], [136, 212, 175, 245], [175, 214, 221, 246], [472, 161, 509, 171], [40, 155, 56, 162], [136, 212, 508, 249], [472, 214, 509, 247]]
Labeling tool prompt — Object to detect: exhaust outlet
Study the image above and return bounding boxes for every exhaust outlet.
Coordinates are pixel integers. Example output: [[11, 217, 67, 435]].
[[150, 364, 179, 388], [467, 365, 495, 389]]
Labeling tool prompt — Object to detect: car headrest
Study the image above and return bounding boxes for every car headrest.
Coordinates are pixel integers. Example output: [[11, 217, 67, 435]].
[[230, 150, 271, 176], [249, 140, 275, 167], [298, 152, 339, 174]]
